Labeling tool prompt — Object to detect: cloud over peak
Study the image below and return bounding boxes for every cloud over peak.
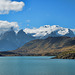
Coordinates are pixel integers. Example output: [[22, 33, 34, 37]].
[[0, 20, 19, 34], [71, 29, 75, 32], [0, 0, 25, 14]]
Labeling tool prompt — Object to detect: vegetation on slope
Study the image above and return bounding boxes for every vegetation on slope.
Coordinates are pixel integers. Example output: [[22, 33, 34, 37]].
[[53, 46, 75, 59], [12, 37, 75, 56], [0, 37, 75, 59]]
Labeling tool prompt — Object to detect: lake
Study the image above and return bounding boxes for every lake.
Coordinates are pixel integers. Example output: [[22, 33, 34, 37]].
[[0, 56, 75, 75]]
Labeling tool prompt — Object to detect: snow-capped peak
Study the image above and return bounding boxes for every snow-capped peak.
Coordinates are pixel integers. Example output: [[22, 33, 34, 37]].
[[42, 25, 50, 28], [24, 25, 75, 38], [57, 28, 69, 35]]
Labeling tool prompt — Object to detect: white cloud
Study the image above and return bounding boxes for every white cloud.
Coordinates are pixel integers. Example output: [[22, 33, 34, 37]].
[[0, 20, 19, 34], [71, 29, 75, 32], [0, 0, 25, 14], [26, 20, 30, 23], [27, 24, 29, 26]]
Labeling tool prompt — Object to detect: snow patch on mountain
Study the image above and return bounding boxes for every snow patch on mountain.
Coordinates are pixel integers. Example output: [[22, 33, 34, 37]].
[[24, 25, 75, 38]]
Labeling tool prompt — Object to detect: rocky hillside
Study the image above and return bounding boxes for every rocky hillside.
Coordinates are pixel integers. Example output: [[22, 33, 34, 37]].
[[53, 49, 75, 59], [0, 36, 75, 59], [11, 37, 75, 56]]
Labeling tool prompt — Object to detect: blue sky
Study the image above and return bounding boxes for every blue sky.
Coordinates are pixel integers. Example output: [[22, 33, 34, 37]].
[[0, 0, 75, 29]]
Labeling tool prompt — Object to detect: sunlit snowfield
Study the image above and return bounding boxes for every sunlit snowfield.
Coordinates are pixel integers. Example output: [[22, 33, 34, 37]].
[[0, 56, 75, 75]]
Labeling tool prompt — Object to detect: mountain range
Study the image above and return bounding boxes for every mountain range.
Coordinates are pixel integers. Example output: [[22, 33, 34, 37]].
[[0, 25, 75, 51], [24, 25, 75, 38]]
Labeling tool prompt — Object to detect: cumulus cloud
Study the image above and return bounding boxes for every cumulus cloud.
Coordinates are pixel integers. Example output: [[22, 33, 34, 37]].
[[0, 0, 25, 14], [0, 20, 19, 34]]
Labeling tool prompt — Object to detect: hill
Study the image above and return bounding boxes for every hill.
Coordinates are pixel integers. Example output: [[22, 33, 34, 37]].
[[0, 36, 75, 59], [11, 37, 75, 56]]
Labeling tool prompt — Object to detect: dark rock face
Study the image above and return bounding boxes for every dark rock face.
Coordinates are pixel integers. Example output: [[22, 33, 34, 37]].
[[17, 29, 35, 47], [0, 29, 17, 51], [0, 29, 35, 51]]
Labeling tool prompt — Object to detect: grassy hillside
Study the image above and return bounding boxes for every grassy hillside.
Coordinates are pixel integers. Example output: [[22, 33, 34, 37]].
[[53, 45, 75, 59], [11, 37, 75, 56], [0, 37, 75, 59]]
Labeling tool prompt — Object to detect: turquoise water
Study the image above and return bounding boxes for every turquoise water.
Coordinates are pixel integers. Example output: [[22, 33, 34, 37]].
[[0, 56, 75, 75]]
